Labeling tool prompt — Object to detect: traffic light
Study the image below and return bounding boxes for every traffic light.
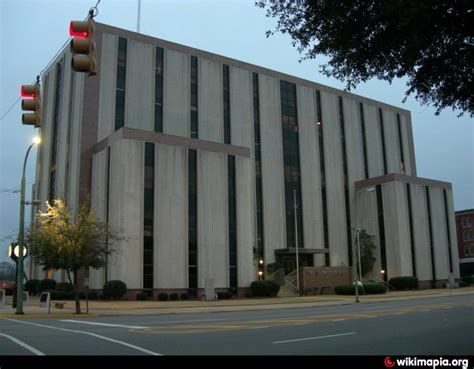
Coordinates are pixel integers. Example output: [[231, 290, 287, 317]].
[[21, 82, 41, 127], [69, 18, 96, 75]]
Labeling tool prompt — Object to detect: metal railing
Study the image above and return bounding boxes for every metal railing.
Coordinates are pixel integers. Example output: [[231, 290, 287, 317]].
[[266, 268, 286, 286], [362, 276, 391, 290], [282, 269, 299, 296]]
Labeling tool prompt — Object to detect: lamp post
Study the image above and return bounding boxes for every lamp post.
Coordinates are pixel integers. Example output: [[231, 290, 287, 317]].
[[15, 136, 41, 315], [352, 187, 375, 303]]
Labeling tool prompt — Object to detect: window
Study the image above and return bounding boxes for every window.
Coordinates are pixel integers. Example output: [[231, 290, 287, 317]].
[[143, 143, 155, 289], [379, 108, 388, 175], [115, 37, 127, 130], [462, 217, 472, 228], [154, 47, 164, 132], [228, 156, 237, 288], [281, 80, 303, 250], [223, 65, 231, 144], [316, 90, 329, 265], [188, 149, 198, 288], [190, 56, 198, 138]]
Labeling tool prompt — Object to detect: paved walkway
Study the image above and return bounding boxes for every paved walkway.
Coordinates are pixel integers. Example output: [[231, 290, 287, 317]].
[[1, 287, 473, 318]]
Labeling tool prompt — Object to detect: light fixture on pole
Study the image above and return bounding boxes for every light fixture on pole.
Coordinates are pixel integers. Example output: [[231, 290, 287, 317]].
[[352, 186, 375, 303], [15, 136, 41, 315]]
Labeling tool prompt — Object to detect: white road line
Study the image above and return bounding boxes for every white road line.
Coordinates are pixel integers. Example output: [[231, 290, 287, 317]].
[[3, 318, 161, 356], [332, 318, 346, 321], [155, 318, 227, 325], [273, 332, 357, 344], [60, 320, 149, 329], [0, 333, 45, 355], [364, 315, 377, 319]]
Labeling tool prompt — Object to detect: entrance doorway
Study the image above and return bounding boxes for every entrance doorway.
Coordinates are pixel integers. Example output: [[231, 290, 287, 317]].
[[276, 253, 314, 275]]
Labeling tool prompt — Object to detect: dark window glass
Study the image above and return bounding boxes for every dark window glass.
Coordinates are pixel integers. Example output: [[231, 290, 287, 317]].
[[376, 185, 387, 281], [281, 80, 303, 251], [406, 183, 416, 277], [190, 56, 198, 138], [143, 143, 154, 289], [425, 187, 436, 281], [443, 189, 453, 273], [253, 73, 264, 271], [51, 58, 63, 168], [188, 149, 198, 288], [223, 65, 231, 144], [397, 113, 405, 173], [379, 108, 387, 175], [228, 156, 237, 288], [49, 170, 56, 202], [338, 97, 352, 266], [115, 37, 127, 131], [316, 90, 329, 265], [359, 102, 369, 179]]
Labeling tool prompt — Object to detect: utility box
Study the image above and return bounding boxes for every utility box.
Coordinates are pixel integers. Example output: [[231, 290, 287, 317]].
[[205, 279, 216, 301]]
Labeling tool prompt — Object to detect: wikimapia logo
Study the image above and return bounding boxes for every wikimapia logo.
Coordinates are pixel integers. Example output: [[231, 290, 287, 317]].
[[384, 356, 470, 369]]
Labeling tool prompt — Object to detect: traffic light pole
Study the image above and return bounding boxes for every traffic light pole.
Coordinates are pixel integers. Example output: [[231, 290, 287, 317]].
[[15, 142, 36, 315]]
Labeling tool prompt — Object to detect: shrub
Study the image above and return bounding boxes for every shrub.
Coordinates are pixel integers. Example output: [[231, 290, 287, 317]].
[[169, 293, 179, 301], [38, 279, 57, 294], [55, 282, 74, 292], [364, 283, 386, 294], [5, 288, 13, 296], [335, 284, 366, 295], [49, 290, 75, 300], [80, 291, 98, 300], [389, 276, 419, 290], [224, 291, 233, 299], [250, 280, 281, 297], [460, 276, 473, 286], [217, 292, 225, 300], [180, 293, 189, 300], [102, 280, 127, 299], [24, 279, 40, 295], [136, 292, 148, 301], [187, 288, 197, 298], [157, 293, 168, 301]]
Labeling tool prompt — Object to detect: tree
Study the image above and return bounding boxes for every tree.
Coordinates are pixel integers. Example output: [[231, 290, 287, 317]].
[[256, 1, 473, 116], [356, 229, 377, 277], [27, 199, 123, 314], [0, 261, 16, 281]]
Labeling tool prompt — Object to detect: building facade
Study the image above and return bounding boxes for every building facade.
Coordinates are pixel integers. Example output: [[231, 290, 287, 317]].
[[455, 209, 474, 277], [31, 22, 460, 294]]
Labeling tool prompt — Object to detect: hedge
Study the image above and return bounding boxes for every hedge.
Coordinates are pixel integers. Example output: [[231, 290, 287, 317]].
[[460, 276, 473, 286], [157, 293, 168, 301], [136, 292, 148, 301], [38, 279, 57, 294], [102, 280, 127, 299], [169, 293, 179, 301], [55, 282, 74, 292], [250, 280, 280, 297], [389, 276, 419, 290], [24, 279, 40, 295], [364, 283, 387, 294], [335, 284, 366, 295]]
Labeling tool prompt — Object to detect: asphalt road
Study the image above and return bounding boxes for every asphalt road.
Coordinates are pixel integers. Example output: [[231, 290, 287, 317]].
[[0, 294, 472, 356]]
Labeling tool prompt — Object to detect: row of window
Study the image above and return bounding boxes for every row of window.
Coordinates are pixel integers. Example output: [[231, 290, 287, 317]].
[[464, 245, 474, 257], [462, 217, 472, 228], [463, 231, 474, 241]]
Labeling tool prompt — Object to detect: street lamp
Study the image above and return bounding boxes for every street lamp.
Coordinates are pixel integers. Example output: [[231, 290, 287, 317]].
[[352, 186, 375, 303], [15, 136, 41, 315]]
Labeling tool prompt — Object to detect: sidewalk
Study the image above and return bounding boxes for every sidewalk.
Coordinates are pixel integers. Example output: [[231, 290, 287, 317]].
[[1, 287, 473, 318]]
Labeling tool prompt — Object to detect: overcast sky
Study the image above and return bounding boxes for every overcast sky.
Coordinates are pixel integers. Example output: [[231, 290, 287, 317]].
[[1, 0, 473, 263]]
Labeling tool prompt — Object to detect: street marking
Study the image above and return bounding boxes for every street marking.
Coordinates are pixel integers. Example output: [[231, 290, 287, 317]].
[[394, 313, 405, 315], [61, 320, 149, 329], [273, 332, 357, 344], [0, 333, 45, 355], [155, 318, 228, 325], [249, 326, 269, 329], [364, 316, 377, 319], [332, 319, 346, 321], [3, 318, 161, 356]]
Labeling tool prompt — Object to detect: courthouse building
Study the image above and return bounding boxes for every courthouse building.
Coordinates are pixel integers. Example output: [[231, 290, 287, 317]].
[[31, 22, 460, 294]]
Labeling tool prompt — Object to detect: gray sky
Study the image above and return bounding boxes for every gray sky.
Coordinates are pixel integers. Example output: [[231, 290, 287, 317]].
[[1, 0, 473, 263]]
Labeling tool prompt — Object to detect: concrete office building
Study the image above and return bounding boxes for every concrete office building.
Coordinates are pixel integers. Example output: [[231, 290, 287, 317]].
[[31, 22, 460, 294]]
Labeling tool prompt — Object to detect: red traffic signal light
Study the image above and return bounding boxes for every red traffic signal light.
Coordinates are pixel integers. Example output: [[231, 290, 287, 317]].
[[21, 83, 41, 127], [69, 18, 96, 75]]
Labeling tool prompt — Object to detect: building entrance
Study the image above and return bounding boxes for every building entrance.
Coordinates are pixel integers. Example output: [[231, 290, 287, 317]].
[[276, 254, 314, 275]]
